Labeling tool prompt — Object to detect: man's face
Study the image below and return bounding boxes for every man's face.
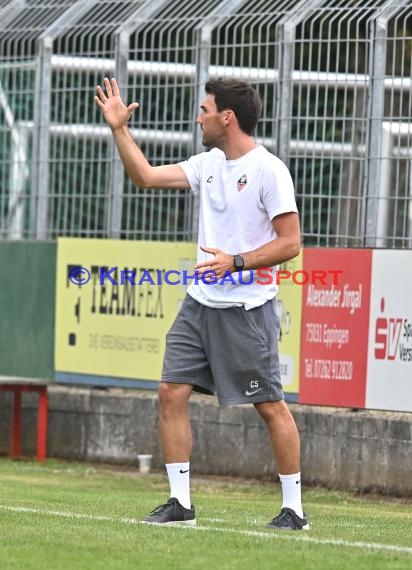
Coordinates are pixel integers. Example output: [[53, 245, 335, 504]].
[[197, 94, 227, 148]]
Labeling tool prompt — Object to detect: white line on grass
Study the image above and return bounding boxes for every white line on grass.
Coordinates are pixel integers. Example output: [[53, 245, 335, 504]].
[[1, 504, 411, 556]]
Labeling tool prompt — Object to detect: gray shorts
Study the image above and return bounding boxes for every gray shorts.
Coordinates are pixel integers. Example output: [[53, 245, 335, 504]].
[[161, 294, 284, 406]]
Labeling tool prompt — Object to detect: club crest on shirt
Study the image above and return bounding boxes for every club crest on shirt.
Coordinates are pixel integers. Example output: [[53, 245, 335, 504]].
[[237, 174, 247, 192]]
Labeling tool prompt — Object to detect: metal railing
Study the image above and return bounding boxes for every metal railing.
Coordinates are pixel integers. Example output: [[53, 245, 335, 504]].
[[0, 0, 411, 246]]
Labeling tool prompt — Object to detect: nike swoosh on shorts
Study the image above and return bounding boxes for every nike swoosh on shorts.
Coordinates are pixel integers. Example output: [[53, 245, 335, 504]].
[[245, 388, 263, 396]]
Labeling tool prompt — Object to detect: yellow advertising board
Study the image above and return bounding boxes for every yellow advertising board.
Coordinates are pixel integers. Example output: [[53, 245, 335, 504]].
[[275, 251, 303, 396], [55, 238, 197, 383]]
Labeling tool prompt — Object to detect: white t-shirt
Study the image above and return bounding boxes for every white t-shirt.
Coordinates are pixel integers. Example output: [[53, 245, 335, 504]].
[[179, 145, 298, 310]]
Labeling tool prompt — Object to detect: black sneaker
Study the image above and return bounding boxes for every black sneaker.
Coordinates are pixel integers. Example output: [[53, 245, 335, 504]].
[[267, 507, 309, 530], [142, 498, 196, 526]]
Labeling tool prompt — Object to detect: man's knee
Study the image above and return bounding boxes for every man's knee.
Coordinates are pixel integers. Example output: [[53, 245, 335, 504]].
[[158, 381, 192, 408], [255, 399, 289, 422]]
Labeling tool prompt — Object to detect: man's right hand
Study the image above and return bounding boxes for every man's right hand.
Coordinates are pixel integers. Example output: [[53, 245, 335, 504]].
[[94, 77, 190, 190], [95, 77, 139, 131]]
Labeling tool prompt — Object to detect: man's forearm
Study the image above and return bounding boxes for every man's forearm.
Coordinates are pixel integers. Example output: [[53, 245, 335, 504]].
[[112, 125, 152, 187], [241, 237, 301, 270]]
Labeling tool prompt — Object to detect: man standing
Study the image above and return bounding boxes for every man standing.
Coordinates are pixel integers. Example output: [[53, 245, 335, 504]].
[[95, 77, 308, 531]]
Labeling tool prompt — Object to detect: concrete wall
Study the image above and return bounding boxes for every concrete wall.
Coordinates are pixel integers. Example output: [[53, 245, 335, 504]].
[[1, 386, 411, 496]]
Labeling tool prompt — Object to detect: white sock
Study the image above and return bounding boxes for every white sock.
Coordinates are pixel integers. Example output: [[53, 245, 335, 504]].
[[279, 472, 304, 518], [165, 462, 191, 509]]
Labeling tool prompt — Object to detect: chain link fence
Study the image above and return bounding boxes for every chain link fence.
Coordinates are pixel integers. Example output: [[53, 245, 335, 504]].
[[0, 0, 411, 246]]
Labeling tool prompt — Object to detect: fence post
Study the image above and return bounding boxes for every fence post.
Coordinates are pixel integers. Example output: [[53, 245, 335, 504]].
[[32, 36, 52, 240], [276, 0, 325, 165], [365, 0, 401, 247], [191, 23, 212, 242]]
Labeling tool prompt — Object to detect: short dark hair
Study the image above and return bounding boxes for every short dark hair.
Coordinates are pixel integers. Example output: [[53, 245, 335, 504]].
[[205, 78, 262, 136]]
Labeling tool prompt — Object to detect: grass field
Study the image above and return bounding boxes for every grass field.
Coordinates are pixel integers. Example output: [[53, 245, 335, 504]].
[[0, 458, 411, 570]]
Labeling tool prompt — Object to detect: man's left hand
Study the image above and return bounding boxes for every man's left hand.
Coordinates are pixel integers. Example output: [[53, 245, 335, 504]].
[[194, 246, 236, 280]]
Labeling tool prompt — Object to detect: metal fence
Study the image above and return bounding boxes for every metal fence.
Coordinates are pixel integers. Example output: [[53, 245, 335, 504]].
[[0, 0, 411, 246]]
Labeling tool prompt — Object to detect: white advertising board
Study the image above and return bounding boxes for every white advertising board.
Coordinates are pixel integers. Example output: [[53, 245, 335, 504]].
[[366, 250, 412, 411]]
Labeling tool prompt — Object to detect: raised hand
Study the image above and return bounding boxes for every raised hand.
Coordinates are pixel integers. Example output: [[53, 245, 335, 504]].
[[95, 77, 139, 131]]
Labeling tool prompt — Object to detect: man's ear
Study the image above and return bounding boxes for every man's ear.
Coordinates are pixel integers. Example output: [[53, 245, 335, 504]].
[[224, 110, 235, 124]]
